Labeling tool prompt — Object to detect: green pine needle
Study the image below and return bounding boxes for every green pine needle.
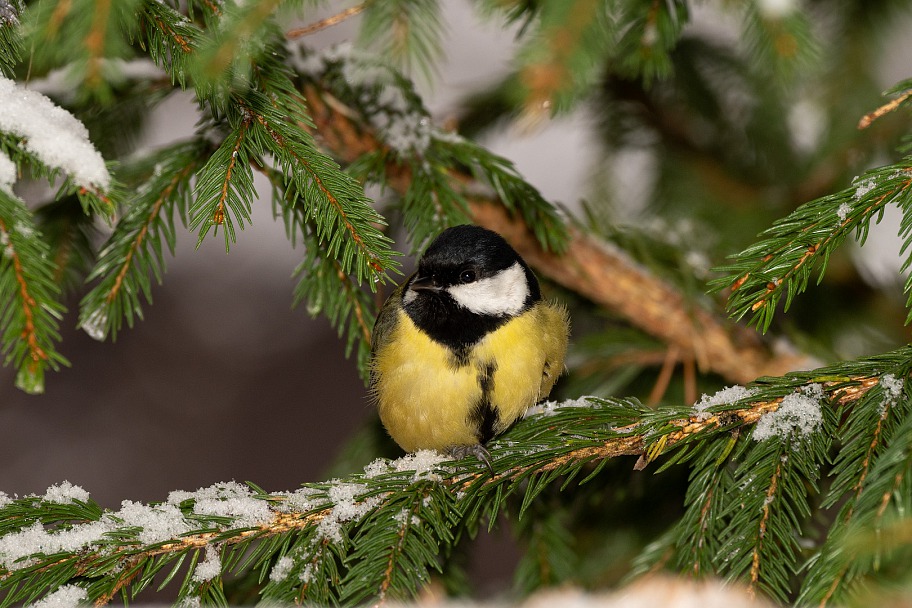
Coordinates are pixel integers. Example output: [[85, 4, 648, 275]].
[[0, 190, 68, 394]]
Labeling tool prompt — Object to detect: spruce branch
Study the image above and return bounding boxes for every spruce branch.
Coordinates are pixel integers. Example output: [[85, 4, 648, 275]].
[[713, 157, 912, 330], [0, 190, 68, 394], [191, 0, 282, 88], [22, 0, 142, 101], [2, 351, 906, 605], [136, 0, 200, 88], [188, 114, 255, 250], [514, 0, 611, 123], [358, 0, 444, 82], [79, 140, 202, 340]]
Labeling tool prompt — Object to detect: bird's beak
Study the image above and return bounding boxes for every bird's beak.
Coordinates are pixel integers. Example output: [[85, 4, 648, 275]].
[[410, 275, 442, 292]]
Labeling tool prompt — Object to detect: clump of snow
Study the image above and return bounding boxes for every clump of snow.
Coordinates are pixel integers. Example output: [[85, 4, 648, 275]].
[[315, 481, 381, 543], [879, 373, 905, 414], [853, 176, 877, 200], [0, 77, 110, 190], [288, 43, 433, 155], [269, 555, 294, 583], [42, 481, 90, 505], [177, 596, 201, 608], [0, 151, 15, 194], [392, 508, 420, 527], [753, 385, 824, 442], [836, 202, 852, 223], [300, 562, 315, 584], [0, 480, 283, 574], [881, 373, 904, 402], [0, 491, 12, 508], [28, 584, 87, 608], [168, 481, 273, 528], [191, 548, 221, 583], [116, 501, 191, 545], [693, 385, 758, 420], [363, 450, 449, 482], [0, 520, 110, 570], [273, 486, 321, 514]]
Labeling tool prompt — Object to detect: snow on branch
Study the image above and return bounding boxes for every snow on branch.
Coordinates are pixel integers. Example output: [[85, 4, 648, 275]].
[[0, 77, 110, 192], [1, 366, 903, 605]]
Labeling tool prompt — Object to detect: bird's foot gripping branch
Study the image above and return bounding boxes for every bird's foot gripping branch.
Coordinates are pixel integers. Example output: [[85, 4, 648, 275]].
[[1, 351, 909, 606]]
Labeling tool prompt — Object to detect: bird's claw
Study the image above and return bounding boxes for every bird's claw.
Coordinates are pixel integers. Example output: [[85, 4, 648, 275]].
[[447, 444, 494, 475]]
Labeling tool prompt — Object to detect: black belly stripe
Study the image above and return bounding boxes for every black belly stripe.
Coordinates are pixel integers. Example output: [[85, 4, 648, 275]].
[[470, 361, 498, 444]]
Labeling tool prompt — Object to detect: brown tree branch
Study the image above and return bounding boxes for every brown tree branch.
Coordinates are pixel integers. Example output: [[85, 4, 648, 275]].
[[300, 85, 817, 384]]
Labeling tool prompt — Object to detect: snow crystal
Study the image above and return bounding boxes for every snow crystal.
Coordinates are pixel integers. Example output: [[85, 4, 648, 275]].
[[176, 597, 201, 608], [300, 562, 315, 584], [27, 584, 87, 608], [42, 481, 90, 504], [879, 373, 905, 415], [693, 385, 758, 420], [0, 150, 15, 193], [836, 202, 852, 222], [168, 481, 273, 528], [269, 555, 294, 582], [752, 385, 824, 441], [0, 77, 110, 190], [853, 177, 877, 200], [392, 508, 421, 527], [326, 483, 370, 521], [191, 549, 221, 583], [115, 501, 191, 545]]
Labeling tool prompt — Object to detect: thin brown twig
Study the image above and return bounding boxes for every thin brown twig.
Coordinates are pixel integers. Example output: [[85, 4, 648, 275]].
[[648, 345, 679, 405], [748, 460, 782, 599], [858, 89, 912, 130], [286, 4, 367, 40]]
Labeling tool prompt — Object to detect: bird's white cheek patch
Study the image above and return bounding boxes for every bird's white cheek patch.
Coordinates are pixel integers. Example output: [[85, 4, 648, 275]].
[[402, 287, 418, 305], [447, 262, 529, 316]]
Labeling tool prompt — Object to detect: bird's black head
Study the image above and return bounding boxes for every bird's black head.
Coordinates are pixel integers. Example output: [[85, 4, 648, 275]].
[[402, 225, 541, 354]]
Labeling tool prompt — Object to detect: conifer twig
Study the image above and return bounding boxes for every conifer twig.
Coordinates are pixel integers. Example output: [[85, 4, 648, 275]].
[[285, 4, 367, 40], [1, 372, 889, 606], [858, 89, 912, 130]]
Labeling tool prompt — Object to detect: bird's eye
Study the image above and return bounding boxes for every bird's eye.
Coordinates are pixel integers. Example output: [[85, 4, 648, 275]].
[[459, 269, 477, 283]]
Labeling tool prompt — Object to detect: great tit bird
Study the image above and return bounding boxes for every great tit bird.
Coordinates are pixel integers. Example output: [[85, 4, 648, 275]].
[[370, 224, 570, 466]]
